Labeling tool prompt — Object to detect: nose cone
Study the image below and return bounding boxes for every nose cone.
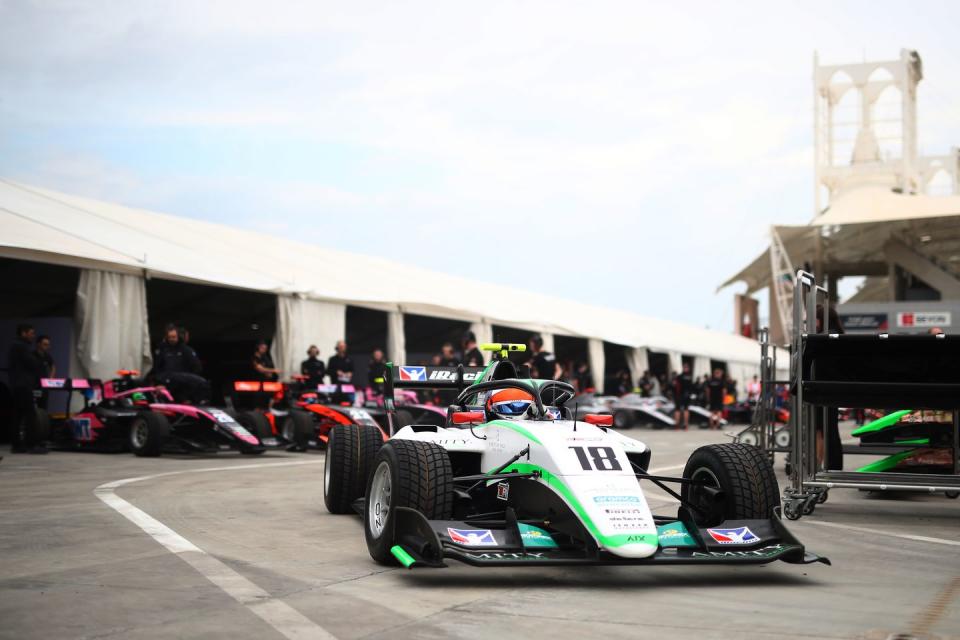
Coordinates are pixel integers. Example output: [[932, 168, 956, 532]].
[[606, 538, 658, 559]]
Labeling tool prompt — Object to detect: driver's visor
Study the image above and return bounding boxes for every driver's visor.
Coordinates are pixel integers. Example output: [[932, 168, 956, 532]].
[[490, 400, 532, 416]]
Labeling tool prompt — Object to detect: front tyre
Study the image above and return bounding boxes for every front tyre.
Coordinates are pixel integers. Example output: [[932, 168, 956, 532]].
[[130, 412, 170, 457], [323, 423, 382, 514], [681, 443, 780, 527], [364, 440, 453, 565]]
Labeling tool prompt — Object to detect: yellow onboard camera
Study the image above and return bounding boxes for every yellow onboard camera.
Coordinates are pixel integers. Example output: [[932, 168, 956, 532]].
[[479, 343, 526, 359]]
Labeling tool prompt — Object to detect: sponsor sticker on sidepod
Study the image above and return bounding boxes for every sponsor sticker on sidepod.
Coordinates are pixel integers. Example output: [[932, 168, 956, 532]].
[[706, 526, 760, 545], [447, 528, 498, 546], [593, 495, 641, 504]]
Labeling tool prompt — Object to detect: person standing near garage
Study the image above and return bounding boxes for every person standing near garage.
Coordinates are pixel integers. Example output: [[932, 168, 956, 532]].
[[461, 332, 484, 367], [7, 324, 47, 453], [367, 348, 388, 395], [327, 340, 354, 385], [705, 368, 728, 430], [151, 325, 210, 404], [300, 345, 326, 387], [528, 334, 560, 381], [672, 362, 693, 430]]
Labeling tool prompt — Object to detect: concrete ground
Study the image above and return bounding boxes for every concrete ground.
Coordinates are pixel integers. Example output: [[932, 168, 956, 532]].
[[1, 425, 957, 640]]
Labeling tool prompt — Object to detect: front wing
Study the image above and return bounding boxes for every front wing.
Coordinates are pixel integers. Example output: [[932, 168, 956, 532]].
[[389, 507, 829, 568]]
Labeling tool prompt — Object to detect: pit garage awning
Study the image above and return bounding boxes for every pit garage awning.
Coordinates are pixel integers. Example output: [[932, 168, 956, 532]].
[[0, 178, 764, 371], [721, 187, 960, 295]]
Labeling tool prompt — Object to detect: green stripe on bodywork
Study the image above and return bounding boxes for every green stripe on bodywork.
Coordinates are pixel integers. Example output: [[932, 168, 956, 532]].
[[894, 437, 930, 446], [852, 410, 913, 436], [391, 545, 416, 568], [502, 462, 657, 549], [478, 420, 543, 445]]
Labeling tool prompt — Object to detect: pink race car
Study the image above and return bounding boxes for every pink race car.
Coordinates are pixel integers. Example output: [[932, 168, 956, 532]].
[[42, 371, 264, 456]]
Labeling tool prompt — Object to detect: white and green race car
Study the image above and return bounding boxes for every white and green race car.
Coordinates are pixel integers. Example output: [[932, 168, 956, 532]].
[[323, 344, 828, 569]]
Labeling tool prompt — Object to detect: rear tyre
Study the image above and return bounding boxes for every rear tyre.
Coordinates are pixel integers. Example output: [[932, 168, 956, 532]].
[[324, 423, 383, 514], [365, 440, 453, 565], [613, 410, 633, 429], [681, 443, 780, 527], [282, 410, 314, 450], [130, 412, 170, 457]]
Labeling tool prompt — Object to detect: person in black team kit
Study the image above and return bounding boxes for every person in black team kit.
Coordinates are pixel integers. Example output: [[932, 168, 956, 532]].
[[7, 324, 47, 453], [151, 324, 210, 404], [327, 341, 354, 385], [672, 362, 693, 430], [252, 341, 279, 381], [528, 334, 559, 381], [438, 342, 460, 367], [461, 332, 484, 367], [367, 348, 388, 395], [300, 345, 326, 387], [705, 368, 727, 430]]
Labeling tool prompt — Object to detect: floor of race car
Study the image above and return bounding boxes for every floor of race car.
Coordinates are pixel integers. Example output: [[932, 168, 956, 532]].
[[1, 424, 958, 640]]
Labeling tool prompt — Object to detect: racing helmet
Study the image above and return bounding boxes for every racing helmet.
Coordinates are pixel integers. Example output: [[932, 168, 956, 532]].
[[130, 391, 149, 407], [486, 388, 534, 420]]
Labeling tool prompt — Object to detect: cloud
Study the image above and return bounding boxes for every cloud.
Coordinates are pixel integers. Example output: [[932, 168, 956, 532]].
[[1, 0, 959, 333]]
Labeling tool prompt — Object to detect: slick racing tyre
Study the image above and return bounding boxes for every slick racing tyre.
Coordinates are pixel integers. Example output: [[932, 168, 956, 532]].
[[324, 423, 383, 514], [235, 411, 272, 443], [613, 410, 633, 429], [365, 440, 453, 565], [282, 410, 314, 451], [681, 443, 780, 527], [130, 412, 171, 457]]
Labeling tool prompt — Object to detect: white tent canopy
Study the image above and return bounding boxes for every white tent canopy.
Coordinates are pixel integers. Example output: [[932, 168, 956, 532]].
[[0, 179, 763, 372]]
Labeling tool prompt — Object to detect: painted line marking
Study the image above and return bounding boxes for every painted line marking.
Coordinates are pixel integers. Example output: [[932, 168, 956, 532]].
[[95, 459, 334, 640], [799, 518, 960, 548]]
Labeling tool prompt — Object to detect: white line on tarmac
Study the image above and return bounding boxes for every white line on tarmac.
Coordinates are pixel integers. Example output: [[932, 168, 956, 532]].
[[798, 518, 960, 548], [95, 459, 335, 640]]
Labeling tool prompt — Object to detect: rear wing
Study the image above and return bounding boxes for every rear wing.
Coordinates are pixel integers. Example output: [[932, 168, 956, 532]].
[[40, 377, 101, 391], [387, 364, 485, 389], [383, 363, 485, 431]]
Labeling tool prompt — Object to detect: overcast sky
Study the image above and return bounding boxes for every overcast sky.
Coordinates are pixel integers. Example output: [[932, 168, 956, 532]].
[[3, 1, 959, 331]]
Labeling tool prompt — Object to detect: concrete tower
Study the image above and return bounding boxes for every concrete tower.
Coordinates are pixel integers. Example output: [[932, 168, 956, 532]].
[[813, 49, 923, 213]]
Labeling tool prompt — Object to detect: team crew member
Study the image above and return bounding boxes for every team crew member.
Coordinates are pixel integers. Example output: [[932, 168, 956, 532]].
[[327, 340, 354, 385], [151, 324, 210, 404], [252, 341, 279, 381], [6, 324, 47, 454], [438, 342, 460, 367], [461, 332, 484, 367], [528, 334, 560, 380], [35, 335, 55, 378], [705, 368, 727, 429], [300, 345, 326, 387], [367, 348, 388, 394], [672, 362, 693, 430]]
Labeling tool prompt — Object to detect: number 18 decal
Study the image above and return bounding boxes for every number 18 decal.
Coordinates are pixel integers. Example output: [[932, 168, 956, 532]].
[[569, 446, 622, 471]]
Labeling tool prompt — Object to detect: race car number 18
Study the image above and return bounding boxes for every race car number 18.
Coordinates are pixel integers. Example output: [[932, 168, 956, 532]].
[[569, 446, 621, 471]]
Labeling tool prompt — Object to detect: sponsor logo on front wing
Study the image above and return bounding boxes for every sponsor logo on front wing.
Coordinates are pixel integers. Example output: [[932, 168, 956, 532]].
[[691, 544, 788, 559], [706, 526, 760, 545], [465, 552, 547, 561], [447, 528, 498, 546]]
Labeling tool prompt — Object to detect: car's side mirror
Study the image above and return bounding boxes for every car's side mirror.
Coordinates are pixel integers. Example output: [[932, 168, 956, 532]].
[[584, 414, 613, 427], [452, 411, 485, 425]]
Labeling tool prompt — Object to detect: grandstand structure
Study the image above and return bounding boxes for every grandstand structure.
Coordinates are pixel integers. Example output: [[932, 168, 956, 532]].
[[724, 49, 960, 343]]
